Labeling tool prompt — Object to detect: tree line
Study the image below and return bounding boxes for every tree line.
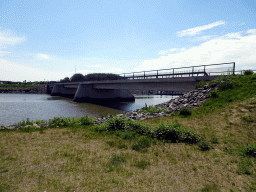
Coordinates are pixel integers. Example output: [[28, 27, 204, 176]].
[[60, 73, 127, 82]]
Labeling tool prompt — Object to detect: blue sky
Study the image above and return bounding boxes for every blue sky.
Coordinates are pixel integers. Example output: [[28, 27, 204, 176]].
[[0, 0, 256, 81]]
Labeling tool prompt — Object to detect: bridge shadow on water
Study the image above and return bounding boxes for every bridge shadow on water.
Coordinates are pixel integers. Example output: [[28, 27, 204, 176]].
[[93, 101, 137, 111]]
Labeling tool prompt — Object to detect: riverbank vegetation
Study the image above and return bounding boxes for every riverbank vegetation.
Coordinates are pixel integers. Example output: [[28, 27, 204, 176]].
[[0, 72, 256, 191]]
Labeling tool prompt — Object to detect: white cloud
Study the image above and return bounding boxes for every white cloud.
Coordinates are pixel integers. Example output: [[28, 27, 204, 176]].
[[193, 35, 216, 42], [36, 53, 50, 59], [158, 48, 185, 55], [247, 29, 256, 35], [177, 21, 226, 37], [219, 32, 243, 40], [134, 31, 256, 73], [0, 28, 25, 49]]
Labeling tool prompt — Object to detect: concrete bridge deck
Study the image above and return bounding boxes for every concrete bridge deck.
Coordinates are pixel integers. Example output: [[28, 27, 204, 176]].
[[47, 62, 236, 103]]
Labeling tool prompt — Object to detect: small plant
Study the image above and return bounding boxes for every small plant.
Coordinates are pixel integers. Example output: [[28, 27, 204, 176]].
[[243, 69, 254, 76], [240, 144, 256, 157], [195, 80, 207, 89], [210, 135, 219, 144], [133, 160, 150, 170], [210, 90, 218, 98], [138, 105, 168, 114], [201, 183, 220, 192], [218, 80, 234, 91], [198, 140, 211, 151], [109, 154, 127, 166], [236, 158, 254, 175], [179, 107, 192, 116], [80, 116, 94, 125], [132, 136, 151, 151], [107, 117, 127, 132], [241, 115, 254, 123]]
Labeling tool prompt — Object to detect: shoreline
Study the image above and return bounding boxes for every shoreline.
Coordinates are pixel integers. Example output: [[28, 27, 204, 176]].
[[1, 85, 214, 129]]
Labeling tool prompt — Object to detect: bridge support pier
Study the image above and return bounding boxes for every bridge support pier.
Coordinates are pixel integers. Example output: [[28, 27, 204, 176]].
[[51, 84, 77, 98], [73, 84, 135, 103], [51, 84, 62, 96]]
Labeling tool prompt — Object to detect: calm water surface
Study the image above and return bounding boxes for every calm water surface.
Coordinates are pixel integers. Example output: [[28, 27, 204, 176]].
[[0, 94, 178, 126]]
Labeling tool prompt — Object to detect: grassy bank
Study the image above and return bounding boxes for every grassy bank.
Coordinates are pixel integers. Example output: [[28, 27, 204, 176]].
[[0, 73, 256, 191]]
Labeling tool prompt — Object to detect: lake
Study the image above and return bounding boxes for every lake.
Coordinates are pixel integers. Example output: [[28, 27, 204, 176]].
[[0, 94, 178, 126]]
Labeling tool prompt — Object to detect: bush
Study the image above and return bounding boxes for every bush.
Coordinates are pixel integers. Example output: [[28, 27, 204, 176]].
[[80, 116, 94, 125], [243, 69, 254, 76], [154, 123, 181, 142], [126, 120, 152, 136], [179, 128, 202, 144], [218, 80, 233, 91], [210, 90, 218, 98], [179, 107, 192, 116], [107, 117, 127, 132]]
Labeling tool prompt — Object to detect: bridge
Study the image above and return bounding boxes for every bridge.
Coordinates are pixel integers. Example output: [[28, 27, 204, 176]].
[[47, 62, 236, 103]]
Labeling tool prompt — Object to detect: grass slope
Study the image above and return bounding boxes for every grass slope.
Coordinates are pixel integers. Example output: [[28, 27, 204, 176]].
[[0, 73, 256, 191]]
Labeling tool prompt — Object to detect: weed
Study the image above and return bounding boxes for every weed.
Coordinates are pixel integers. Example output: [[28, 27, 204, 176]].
[[179, 107, 192, 116], [240, 144, 256, 157], [138, 104, 168, 114], [210, 135, 219, 144], [201, 183, 220, 192], [210, 90, 218, 98], [108, 154, 127, 166], [223, 146, 235, 155], [198, 140, 211, 151], [237, 158, 254, 175], [132, 136, 151, 151], [80, 116, 94, 125], [133, 160, 150, 170], [241, 115, 254, 123], [195, 80, 207, 89]]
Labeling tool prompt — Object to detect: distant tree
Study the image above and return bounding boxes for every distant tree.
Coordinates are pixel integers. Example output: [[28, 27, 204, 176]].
[[70, 73, 85, 82], [60, 77, 70, 82], [84, 73, 126, 81]]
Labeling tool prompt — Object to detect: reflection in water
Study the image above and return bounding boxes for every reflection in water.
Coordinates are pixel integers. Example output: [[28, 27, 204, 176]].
[[0, 94, 178, 126]]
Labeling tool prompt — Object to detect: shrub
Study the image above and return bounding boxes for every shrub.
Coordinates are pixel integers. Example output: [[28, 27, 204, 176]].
[[179, 128, 202, 144], [154, 123, 181, 142], [218, 80, 233, 91], [179, 107, 192, 116], [243, 69, 254, 76], [210, 90, 218, 98], [126, 120, 152, 136], [80, 116, 94, 125], [107, 117, 127, 132]]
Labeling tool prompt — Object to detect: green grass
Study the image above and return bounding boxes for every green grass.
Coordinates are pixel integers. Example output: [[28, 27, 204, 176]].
[[193, 73, 256, 116], [0, 72, 256, 191]]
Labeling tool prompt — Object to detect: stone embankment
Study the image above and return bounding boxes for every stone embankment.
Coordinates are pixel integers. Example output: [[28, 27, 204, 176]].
[[0, 84, 216, 129], [0, 85, 47, 94], [94, 84, 216, 124]]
